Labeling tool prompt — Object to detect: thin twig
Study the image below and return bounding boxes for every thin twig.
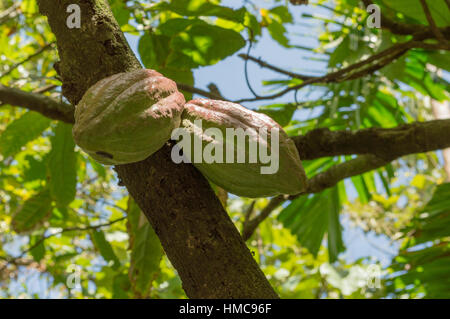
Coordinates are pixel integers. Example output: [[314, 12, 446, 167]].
[[0, 216, 126, 272], [0, 2, 20, 24], [238, 54, 316, 80], [176, 82, 226, 100], [235, 40, 449, 103], [32, 84, 59, 94], [0, 42, 55, 79], [419, 0, 447, 43], [242, 195, 286, 241], [243, 33, 261, 98]]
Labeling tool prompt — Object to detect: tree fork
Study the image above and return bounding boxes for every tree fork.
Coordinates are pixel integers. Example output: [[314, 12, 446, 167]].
[[36, 0, 278, 298]]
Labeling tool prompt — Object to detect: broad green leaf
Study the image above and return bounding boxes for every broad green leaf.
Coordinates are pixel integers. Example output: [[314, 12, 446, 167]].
[[128, 198, 163, 296], [47, 123, 77, 207], [0, 112, 51, 158], [327, 187, 345, 262], [351, 174, 371, 204], [110, 0, 130, 26], [158, 18, 199, 37], [270, 6, 293, 24], [244, 11, 261, 37], [112, 274, 131, 299], [167, 21, 245, 68], [426, 51, 450, 71], [21, 0, 38, 15], [138, 33, 171, 68], [12, 189, 53, 233], [381, 0, 450, 27], [30, 235, 45, 262], [329, 35, 371, 68], [91, 229, 120, 269], [151, 0, 247, 23], [23, 155, 47, 182]]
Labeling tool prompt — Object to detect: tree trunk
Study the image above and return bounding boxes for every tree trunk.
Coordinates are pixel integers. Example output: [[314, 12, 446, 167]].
[[431, 99, 450, 181], [37, 0, 278, 298]]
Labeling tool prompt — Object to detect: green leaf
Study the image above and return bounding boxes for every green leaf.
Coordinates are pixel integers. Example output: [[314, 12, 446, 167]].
[[47, 123, 77, 207], [279, 187, 344, 260], [13, 189, 53, 233], [426, 51, 450, 70], [20, 0, 38, 15], [138, 33, 171, 69], [158, 67, 194, 100], [23, 155, 47, 182], [110, 0, 130, 26], [351, 174, 371, 204], [151, 0, 247, 23], [244, 12, 261, 37], [128, 198, 163, 296], [91, 229, 120, 269], [167, 21, 246, 68], [158, 18, 199, 37], [30, 235, 45, 262], [112, 274, 131, 299], [327, 187, 345, 262], [270, 6, 293, 23], [387, 183, 450, 298], [381, 0, 450, 27], [257, 104, 296, 127], [329, 36, 370, 68], [0, 112, 51, 158], [267, 20, 290, 48]]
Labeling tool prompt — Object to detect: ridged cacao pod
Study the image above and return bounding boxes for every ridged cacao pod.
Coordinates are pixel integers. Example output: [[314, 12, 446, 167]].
[[73, 69, 185, 165], [173, 98, 307, 197]]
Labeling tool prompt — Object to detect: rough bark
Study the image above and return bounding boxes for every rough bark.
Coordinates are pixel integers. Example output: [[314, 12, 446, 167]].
[[37, 0, 278, 299], [0, 84, 74, 123], [293, 119, 450, 161]]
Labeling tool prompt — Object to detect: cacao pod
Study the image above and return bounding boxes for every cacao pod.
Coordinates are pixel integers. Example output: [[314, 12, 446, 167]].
[[73, 69, 185, 165], [173, 98, 307, 197]]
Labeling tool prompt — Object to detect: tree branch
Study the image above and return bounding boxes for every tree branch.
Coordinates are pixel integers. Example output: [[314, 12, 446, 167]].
[[242, 195, 286, 241], [243, 120, 450, 240], [0, 84, 74, 123], [361, 0, 446, 38], [238, 54, 316, 80], [235, 39, 450, 103], [419, 0, 447, 43], [176, 82, 226, 100], [293, 119, 450, 160], [0, 216, 126, 272]]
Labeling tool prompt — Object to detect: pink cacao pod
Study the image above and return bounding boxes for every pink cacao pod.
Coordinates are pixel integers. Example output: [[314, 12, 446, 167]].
[[73, 69, 185, 165], [173, 98, 307, 197]]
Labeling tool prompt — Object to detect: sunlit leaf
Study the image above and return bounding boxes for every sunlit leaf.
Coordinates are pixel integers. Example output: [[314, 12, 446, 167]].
[[12, 189, 53, 233], [47, 123, 77, 207], [0, 112, 51, 158]]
